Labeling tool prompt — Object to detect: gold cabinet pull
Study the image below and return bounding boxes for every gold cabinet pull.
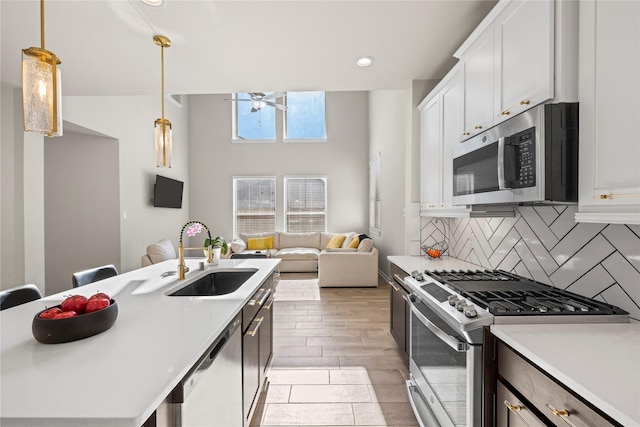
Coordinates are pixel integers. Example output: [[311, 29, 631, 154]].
[[264, 296, 275, 310], [596, 193, 640, 200], [504, 400, 522, 411], [546, 404, 577, 427], [501, 110, 511, 116], [504, 400, 534, 427], [474, 125, 483, 129], [463, 131, 471, 136], [245, 317, 264, 337], [520, 99, 530, 105]]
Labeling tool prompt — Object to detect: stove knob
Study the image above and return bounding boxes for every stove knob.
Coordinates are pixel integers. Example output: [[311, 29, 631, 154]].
[[448, 295, 459, 306], [455, 300, 468, 312], [463, 306, 478, 318]]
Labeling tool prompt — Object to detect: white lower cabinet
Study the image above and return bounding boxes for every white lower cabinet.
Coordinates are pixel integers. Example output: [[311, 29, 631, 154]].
[[577, 0, 640, 224]]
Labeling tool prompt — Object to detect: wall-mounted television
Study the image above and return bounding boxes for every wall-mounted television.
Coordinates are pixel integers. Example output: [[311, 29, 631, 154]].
[[153, 175, 184, 209]]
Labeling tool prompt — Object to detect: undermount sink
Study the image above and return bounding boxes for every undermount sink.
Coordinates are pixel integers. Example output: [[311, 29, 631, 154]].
[[168, 269, 257, 296]]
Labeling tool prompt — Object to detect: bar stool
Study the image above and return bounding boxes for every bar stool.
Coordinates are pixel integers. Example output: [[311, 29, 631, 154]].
[[72, 264, 118, 288], [0, 284, 43, 310]]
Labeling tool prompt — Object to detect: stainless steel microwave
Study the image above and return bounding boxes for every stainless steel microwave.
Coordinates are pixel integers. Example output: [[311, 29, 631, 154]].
[[452, 103, 579, 206]]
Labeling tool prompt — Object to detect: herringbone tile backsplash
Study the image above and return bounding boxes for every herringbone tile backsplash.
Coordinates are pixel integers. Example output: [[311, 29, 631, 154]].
[[421, 205, 640, 321]]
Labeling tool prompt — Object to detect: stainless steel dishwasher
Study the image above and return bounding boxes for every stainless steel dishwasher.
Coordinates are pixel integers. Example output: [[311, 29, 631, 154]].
[[177, 315, 243, 427]]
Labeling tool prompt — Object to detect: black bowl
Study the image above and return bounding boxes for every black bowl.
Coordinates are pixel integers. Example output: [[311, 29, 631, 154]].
[[32, 299, 118, 344]]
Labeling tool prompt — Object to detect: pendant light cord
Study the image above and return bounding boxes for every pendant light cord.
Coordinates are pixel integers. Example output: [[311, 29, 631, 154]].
[[40, 0, 45, 49], [161, 43, 165, 122]]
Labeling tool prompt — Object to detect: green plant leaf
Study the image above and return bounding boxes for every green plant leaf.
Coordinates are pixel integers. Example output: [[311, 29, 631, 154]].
[[204, 236, 228, 254]]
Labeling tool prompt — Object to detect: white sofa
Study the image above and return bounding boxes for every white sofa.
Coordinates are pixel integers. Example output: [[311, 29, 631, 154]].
[[141, 239, 177, 267], [230, 231, 378, 287]]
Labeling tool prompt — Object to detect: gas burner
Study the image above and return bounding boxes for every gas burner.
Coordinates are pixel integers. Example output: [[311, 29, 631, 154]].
[[421, 269, 628, 317], [428, 270, 515, 282]]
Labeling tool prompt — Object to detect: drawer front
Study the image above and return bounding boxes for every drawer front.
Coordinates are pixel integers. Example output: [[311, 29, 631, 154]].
[[389, 262, 410, 292], [243, 280, 273, 331], [498, 342, 618, 427], [497, 379, 547, 427]]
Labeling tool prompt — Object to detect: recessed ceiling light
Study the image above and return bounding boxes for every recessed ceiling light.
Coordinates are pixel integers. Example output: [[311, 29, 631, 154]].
[[356, 56, 374, 67], [142, 0, 163, 6]]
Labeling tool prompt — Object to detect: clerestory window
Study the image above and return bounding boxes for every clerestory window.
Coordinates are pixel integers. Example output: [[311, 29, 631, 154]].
[[233, 93, 276, 141], [284, 91, 327, 141], [232, 91, 326, 142]]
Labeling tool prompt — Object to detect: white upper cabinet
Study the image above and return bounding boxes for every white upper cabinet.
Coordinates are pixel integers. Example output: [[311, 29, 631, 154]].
[[455, 0, 563, 141], [440, 67, 465, 210], [576, 0, 640, 225], [420, 65, 470, 216], [462, 29, 495, 139], [493, 0, 554, 123], [420, 95, 442, 210]]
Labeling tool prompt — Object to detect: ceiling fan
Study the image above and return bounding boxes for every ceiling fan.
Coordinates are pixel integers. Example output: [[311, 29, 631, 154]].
[[229, 92, 287, 112]]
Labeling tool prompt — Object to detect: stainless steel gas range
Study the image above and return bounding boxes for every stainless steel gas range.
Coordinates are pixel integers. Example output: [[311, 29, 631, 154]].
[[403, 269, 629, 427]]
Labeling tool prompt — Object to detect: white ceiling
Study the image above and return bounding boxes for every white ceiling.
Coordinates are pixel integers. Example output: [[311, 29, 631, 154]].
[[1, 0, 497, 96]]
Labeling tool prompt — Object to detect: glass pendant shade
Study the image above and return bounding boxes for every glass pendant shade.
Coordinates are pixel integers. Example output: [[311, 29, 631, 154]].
[[154, 118, 173, 167], [22, 48, 62, 137]]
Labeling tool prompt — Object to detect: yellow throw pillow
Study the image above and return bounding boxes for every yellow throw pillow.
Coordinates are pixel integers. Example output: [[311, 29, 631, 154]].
[[348, 237, 360, 248], [326, 234, 346, 248], [247, 236, 274, 250]]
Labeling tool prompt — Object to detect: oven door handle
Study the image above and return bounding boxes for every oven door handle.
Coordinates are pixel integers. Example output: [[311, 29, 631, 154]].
[[410, 300, 468, 352]]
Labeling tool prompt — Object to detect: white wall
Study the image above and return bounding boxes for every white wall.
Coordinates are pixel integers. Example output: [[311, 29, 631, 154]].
[[61, 95, 190, 273], [1, 90, 191, 289], [1, 85, 46, 292], [187, 92, 370, 244], [44, 131, 120, 295], [368, 89, 411, 277]]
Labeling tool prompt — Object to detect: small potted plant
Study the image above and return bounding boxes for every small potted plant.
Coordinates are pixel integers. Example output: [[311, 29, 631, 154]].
[[203, 236, 229, 264]]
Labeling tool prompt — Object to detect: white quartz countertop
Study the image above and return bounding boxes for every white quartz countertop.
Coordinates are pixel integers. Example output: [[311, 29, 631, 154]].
[[387, 255, 482, 276], [491, 323, 640, 427], [0, 258, 280, 427]]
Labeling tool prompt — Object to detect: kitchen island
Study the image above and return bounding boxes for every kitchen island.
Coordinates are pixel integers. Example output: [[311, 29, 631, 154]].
[[0, 257, 280, 427]]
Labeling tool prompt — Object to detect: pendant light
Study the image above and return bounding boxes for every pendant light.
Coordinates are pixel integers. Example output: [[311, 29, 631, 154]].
[[153, 34, 172, 168], [22, 0, 62, 137]]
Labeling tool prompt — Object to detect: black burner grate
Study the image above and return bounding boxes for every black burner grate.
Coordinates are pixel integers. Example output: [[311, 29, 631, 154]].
[[423, 269, 628, 316]]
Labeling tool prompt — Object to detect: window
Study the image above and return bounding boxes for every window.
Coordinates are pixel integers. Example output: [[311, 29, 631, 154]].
[[233, 177, 276, 236], [369, 153, 381, 234], [284, 177, 327, 233], [284, 91, 327, 141], [232, 91, 326, 142], [233, 93, 276, 141]]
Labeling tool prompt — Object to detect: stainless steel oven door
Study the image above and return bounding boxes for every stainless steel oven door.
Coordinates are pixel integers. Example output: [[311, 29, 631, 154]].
[[407, 298, 482, 427]]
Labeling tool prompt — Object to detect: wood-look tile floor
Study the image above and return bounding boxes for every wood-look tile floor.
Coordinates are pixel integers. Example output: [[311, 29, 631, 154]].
[[250, 273, 418, 427]]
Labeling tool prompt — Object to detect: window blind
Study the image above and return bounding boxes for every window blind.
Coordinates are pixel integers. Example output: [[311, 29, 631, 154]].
[[234, 177, 276, 235], [370, 154, 381, 230], [285, 177, 326, 233]]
